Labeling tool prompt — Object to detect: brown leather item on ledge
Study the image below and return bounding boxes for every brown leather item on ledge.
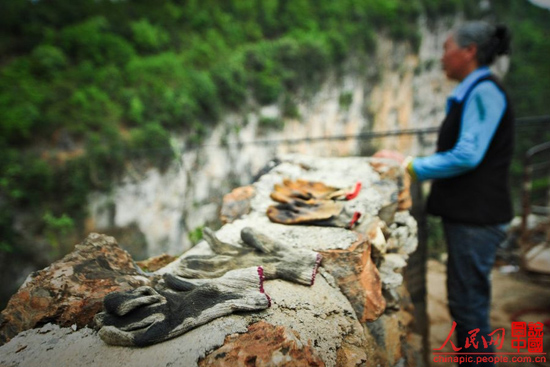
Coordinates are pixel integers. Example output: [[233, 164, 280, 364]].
[[267, 198, 361, 229], [271, 179, 361, 203]]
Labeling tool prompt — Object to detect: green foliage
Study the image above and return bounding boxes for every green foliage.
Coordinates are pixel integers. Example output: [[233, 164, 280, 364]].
[[426, 216, 446, 259], [128, 95, 145, 124], [0, 241, 13, 254], [499, 8, 550, 117], [130, 19, 170, 52], [129, 122, 172, 167], [30, 45, 68, 78], [130, 123, 170, 151], [57, 157, 94, 219], [211, 57, 247, 108], [124, 52, 209, 128], [42, 211, 75, 257], [282, 95, 300, 119], [419, 0, 481, 20], [278, 32, 332, 85], [339, 92, 354, 110], [0, 150, 54, 206], [68, 86, 123, 133], [242, 42, 283, 104], [188, 225, 205, 246], [0, 209, 15, 254], [490, 0, 550, 213], [188, 70, 221, 121], [188, 120, 210, 146], [259, 116, 284, 130], [420, 0, 461, 19], [0, 58, 45, 143], [0, 0, 548, 264], [60, 16, 136, 66], [185, 30, 231, 67], [84, 128, 125, 187], [510, 126, 550, 213], [43, 212, 75, 237]]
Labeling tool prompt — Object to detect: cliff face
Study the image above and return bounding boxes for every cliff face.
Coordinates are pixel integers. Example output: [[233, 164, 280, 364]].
[[86, 20, 460, 259]]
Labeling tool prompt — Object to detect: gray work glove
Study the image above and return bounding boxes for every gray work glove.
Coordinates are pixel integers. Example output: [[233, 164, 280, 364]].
[[95, 267, 270, 347], [175, 227, 322, 286]]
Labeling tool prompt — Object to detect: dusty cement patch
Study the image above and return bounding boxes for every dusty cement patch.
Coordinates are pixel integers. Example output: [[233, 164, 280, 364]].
[[0, 316, 250, 367]]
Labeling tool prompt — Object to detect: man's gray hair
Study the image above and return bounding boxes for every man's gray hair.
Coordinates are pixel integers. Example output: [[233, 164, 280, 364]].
[[454, 21, 512, 66]]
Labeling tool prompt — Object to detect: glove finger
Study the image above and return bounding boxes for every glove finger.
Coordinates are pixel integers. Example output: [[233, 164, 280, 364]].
[[117, 312, 166, 332], [274, 250, 322, 286], [98, 325, 137, 346], [298, 179, 339, 198], [99, 297, 167, 331], [292, 198, 321, 208], [275, 202, 302, 213], [240, 227, 277, 253], [207, 267, 271, 305], [177, 254, 237, 279], [306, 206, 362, 229], [267, 200, 343, 225], [98, 312, 166, 347], [266, 205, 298, 224], [94, 311, 108, 328], [163, 273, 197, 291], [270, 191, 294, 204], [106, 294, 165, 317], [104, 286, 164, 316], [273, 183, 312, 201], [175, 266, 266, 289], [202, 227, 241, 255]]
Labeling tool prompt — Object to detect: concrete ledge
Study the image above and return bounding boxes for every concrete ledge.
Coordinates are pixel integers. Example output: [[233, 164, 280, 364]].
[[0, 155, 421, 367]]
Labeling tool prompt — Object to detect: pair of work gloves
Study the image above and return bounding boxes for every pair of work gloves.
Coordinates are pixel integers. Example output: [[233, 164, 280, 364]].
[[267, 179, 362, 229], [95, 227, 321, 347]]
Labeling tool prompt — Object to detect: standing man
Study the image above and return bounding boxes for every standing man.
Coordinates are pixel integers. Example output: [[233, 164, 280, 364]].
[[377, 21, 513, 366]]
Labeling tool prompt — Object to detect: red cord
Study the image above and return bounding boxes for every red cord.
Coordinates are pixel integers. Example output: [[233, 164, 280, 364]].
[[345, 182, 362, 200], [348, 211, 362, 228]]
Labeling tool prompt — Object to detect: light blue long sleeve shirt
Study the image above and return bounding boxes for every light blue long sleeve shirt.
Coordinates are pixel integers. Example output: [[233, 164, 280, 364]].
[[412, 67, 507, 181]]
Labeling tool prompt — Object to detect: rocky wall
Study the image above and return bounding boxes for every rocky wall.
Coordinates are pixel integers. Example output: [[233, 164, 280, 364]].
[[85, 19, 458, 260], [0, 155, 422, 367]]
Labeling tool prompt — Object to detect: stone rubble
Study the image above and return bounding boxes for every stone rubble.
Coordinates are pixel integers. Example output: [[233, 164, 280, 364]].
[[0, 233, 150, 346]]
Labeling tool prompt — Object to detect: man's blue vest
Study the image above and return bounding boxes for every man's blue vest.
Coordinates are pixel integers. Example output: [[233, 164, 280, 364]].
[[427, 75, 515, 224]]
